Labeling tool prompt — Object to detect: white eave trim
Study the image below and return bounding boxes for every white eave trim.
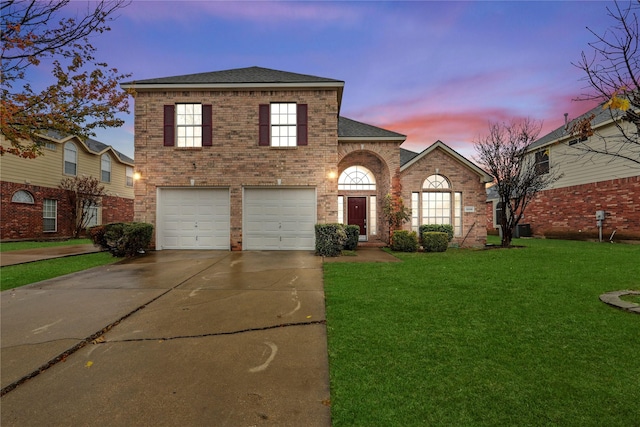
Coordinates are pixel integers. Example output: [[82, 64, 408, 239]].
[[339, 136, 406, 142], [120, 81, 345, 90]]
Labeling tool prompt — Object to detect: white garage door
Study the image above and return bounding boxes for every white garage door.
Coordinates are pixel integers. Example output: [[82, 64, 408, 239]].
[[244, 188, 316, 250], [157, 188, 230, 250]]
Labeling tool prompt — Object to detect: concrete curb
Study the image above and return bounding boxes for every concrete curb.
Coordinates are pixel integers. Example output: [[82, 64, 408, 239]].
[[599, 290, 640, 314]]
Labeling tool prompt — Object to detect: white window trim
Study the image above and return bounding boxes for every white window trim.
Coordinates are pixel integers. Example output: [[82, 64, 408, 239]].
[[101, 154, 111, 183], [176, 103, 203, 148], [64, 142, 77, 176], [43, 199, 57, 232], [270, 103, 297, 147]]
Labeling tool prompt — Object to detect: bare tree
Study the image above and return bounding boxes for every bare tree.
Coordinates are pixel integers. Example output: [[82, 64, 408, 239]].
[[59, 176, 107, 238], [475, 119, 562, 247], [1, 0, 131, 158], [572, 0, 640, 166]]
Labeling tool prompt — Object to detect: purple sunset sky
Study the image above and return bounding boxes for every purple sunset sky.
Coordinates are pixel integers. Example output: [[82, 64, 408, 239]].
[[60, 1, 610, 160]]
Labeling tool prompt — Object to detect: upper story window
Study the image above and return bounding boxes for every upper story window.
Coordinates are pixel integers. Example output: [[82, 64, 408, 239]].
[[163, 104, 212, 147], [259, 103, 308, 147], [12, 190, 34, 204], [64, 142, 77, 175], [177, 104, 202, 147], [535, 149, 549, 175], [101, 154, 111, 182], [45, 142, 57, 151], [338, 166, 376, 191], [126, 166, 134, 187]]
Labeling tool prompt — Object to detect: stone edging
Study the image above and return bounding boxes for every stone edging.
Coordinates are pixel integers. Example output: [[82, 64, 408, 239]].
[[599, 290, 640, 314]]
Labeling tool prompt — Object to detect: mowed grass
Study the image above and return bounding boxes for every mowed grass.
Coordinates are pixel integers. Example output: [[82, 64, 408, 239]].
[[324, 238, 639, 426], [0, 238, 91, 252], [1, 252, 120, 291]]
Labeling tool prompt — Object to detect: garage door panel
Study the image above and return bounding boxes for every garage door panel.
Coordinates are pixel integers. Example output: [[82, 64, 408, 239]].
[[158, 188, 230, 250], [244, 188, 316, 250]]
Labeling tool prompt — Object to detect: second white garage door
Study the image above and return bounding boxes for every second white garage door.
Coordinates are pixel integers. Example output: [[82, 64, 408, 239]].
[[157, 188, 230, 250], [243, 188, 316, 250]]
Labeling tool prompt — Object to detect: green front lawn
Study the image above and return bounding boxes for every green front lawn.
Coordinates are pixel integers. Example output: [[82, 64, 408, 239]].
[[0, 239, 92, 252], [1, 252, 121, 291], [324, 238, 639, 426]]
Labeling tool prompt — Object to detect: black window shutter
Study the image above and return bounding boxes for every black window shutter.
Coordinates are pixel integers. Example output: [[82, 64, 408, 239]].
[[297, 104, 308, 146], [259, 104, 270, 146], [202, 104, 212, 146], [163, 105, 175, 146]]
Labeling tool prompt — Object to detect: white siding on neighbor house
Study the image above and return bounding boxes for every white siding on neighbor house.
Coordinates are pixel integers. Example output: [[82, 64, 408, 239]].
[[542, 121, 639, 190]]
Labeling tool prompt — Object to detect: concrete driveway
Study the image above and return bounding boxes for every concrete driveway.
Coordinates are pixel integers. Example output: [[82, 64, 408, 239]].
[[1, 250, 331, 426]]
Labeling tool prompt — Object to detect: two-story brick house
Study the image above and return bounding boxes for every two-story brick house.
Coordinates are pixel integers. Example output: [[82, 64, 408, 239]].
[[1, 132, 135, 241], [121, 66, 491, 251]]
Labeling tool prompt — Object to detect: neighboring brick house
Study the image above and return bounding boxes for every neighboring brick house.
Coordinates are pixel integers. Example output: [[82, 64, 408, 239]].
[[121, 66, 491, 251], [1, 132, 135, 241], [487, 102, 640, 240]]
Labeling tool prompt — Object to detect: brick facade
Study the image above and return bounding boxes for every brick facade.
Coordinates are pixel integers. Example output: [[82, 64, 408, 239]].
[[524, 176, 640, 239], [400, 146, 489, 247], [1, 181, 133, 241], [132, 89, 340, 250]]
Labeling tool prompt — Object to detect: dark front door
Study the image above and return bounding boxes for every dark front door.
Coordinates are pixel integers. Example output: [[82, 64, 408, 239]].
[[348, 197, 367, 238]]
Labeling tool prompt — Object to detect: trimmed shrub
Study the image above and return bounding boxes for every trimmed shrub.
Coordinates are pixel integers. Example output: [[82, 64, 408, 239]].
[[90, 222, 153, 257], [420, 224, 454, 242], [343, 225, 360, 251], [88, 225, 107, 249], [391, 230, 418, 252], [315, 224, 347, 257], [422, 231, 449, 252]]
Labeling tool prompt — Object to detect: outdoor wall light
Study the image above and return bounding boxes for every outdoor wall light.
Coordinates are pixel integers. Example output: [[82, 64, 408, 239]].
[[327, 171, 337, 180], [133, 171, 142, 180]]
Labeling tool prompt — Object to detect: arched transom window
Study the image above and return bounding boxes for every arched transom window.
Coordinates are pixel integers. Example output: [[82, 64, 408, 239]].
[[12, 190, 34, 204], [338, 166, 376, 191], [423, 174, 450, 189]]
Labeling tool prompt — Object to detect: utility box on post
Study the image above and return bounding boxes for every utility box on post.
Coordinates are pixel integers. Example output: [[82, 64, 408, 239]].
[[595, 210, 605, 220]]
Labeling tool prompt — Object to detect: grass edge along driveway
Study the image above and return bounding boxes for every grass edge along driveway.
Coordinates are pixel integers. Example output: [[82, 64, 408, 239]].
[[1, 239, 121, 291], [324, 238, 639, 427]]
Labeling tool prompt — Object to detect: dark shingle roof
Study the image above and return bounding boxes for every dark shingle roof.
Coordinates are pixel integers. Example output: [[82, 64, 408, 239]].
[[338, 116, 406, 140], [529, 101, 622, 151], [122, 66, 344, 86], [400, 148, 420, 166], [43, 130, 133, 164]]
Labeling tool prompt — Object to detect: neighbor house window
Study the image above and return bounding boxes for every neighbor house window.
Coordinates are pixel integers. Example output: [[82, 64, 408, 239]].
[[45, 142, 57, 151], [12, 190, 34, 204], [101, 154, 111, 182], [64, 142, 77, 175], [338, 166, 376, 191], [126, 166, 134, 187], [43, 199, 57, 232], [418, 174, 463, 237], [535, 149, 549, 175], [163, 103, 212, 147], [258, 103, 308, 147], [83, 202, 99, 228]]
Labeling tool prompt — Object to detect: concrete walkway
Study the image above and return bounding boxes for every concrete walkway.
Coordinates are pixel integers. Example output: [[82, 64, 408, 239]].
[[0, 244, 101, 267], [1, 250, 331, 426]]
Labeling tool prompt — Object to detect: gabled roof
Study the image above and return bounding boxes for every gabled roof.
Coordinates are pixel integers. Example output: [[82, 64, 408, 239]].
[[122, 66, 344, 87], [400, 140, 493, 183], [338, 116, 406, 141], [42, 130, 134, 165], [528, 101, 622, 151], [121, 66, 345, 113], [400, 148, 420, 165]]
